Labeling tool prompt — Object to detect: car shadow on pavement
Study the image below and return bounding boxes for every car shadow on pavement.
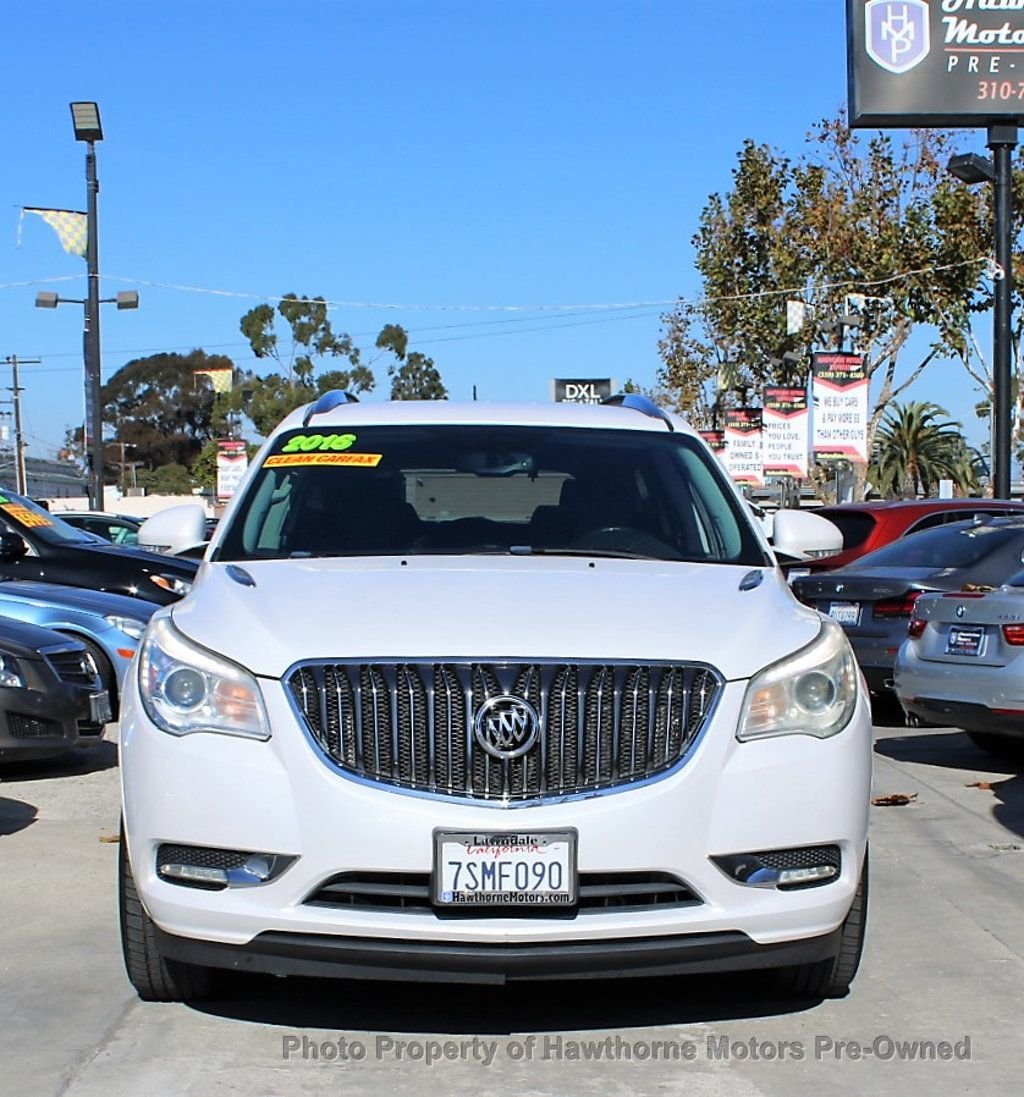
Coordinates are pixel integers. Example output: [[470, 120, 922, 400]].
[[0, 740, 117, 784], [873, 728, 1024, 839], [193, 969, 818, 1031], [0, 795, 38, 836]]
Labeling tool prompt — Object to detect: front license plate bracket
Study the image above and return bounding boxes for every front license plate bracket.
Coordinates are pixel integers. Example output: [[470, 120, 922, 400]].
[[432, 829, 578, 909]]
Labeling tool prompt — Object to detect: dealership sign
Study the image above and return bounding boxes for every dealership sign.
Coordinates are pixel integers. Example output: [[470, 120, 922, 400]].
[[552, 378, 616, 404], [763, 387, 810, 478], [849, 0, 1024, 125], [722, 408, 764, 488], [216, 439, 248, 503], [812, 353, 869, 463]]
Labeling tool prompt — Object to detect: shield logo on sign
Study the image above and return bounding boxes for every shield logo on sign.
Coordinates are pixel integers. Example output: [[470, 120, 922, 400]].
[[865, 0, 930, 75]]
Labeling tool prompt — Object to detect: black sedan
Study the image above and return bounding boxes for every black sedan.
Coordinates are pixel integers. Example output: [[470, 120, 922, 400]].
[[0, 490, 197, 605], [791, 515, 1024, 700], [0, 616, 111, 764]]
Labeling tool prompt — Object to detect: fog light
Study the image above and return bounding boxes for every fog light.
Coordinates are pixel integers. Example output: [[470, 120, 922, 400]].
[[777, 865, 837, 886], [159, 863, 228, 887], [712, 845, 841, 889], [156, 843, 294, 889]]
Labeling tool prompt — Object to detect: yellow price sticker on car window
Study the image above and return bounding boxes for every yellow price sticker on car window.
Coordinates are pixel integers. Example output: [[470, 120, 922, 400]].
[[1, 503, 53, 528], [264, 453, 383, 468]]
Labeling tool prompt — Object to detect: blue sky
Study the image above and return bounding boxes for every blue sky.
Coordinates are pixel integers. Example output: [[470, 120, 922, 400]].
[[0, 0, 994, 462]]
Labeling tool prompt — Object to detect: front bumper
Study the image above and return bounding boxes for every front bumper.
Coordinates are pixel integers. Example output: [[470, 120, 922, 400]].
[[0, 688, 86, 762], [120, 675, 872, 979], [154, 925, 843, 985]]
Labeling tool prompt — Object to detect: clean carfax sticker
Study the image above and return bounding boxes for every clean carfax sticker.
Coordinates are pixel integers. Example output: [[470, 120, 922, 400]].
[[265, 453, 383, 468]]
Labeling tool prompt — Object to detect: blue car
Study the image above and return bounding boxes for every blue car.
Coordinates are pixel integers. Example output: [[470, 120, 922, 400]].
[[0, 580, 155, 717]]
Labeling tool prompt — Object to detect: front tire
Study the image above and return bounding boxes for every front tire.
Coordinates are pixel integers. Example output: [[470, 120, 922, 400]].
[[776, 848, 868, 999], [119, 823, 216, 1002]]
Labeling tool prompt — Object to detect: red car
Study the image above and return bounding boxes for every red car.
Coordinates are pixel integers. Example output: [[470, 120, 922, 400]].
[[801, 499, 1024, 572]]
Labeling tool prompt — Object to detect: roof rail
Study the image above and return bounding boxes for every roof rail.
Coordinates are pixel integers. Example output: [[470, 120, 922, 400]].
[[301, 389, 359, 427], [600, 392, 675, 432]]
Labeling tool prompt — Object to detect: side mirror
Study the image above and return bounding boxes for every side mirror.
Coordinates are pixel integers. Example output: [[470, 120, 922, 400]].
[[137, 504, 208, 557], [771, 509, 843, 560], [0, 530, 29, 561]]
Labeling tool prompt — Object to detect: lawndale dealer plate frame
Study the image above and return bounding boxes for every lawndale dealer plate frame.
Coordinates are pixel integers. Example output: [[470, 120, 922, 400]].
[[432, 829, 578, 909]]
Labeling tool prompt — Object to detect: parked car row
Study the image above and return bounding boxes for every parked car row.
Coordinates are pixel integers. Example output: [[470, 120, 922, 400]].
[[0, 490, 198, 764], [792, 500, 1024, 758]]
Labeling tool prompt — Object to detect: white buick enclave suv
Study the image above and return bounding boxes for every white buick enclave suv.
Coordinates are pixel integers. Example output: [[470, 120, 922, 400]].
[[119, 393, 871, 1001]]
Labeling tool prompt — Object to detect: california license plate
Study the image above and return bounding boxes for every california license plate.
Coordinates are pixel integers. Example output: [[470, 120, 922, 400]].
[[828, 601, 861, 627], [946, 625, 983, 657], [433, 830, 577, 908]]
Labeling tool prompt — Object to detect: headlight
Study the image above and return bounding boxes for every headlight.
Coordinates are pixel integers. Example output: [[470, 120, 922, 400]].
[[149, 574, 193, 597], [0, 654, 25, 689], [104, 614, 147, 641], [138, 616, 269, 739], [737, 618, 858, 741]]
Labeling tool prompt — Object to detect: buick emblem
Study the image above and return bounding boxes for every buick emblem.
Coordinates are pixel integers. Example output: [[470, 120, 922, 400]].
[[474, 695, 540, 760]]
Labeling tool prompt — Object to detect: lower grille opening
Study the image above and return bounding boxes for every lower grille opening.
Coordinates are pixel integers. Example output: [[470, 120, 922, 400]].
[[304, 871, 701, 914], [8, 714, 63, 739]]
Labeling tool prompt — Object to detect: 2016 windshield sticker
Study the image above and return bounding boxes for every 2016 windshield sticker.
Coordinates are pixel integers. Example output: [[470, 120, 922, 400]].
[[1, 503, 53, 528], [279, 433, 358, 453], [265, 453, 383, 468]]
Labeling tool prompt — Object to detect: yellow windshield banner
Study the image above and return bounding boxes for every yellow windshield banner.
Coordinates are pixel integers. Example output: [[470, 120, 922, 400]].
[[264, 453, 383, 468], [2, 503, 53, 527]]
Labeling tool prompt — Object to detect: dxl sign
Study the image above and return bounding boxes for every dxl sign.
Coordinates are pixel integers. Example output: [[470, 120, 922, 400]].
[[848, 0, 1024, 126], [551, 378, 615, 404]]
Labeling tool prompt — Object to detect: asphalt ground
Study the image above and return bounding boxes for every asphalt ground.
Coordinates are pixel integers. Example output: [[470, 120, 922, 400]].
[[1, 718, 1023, 1097]]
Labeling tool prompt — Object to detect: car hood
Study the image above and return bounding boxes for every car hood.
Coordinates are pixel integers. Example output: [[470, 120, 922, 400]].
[[63, 539, 199, 575], [170, 557, 822, 680], [0, 580, 158, 621], [0, 615, 81, 659]]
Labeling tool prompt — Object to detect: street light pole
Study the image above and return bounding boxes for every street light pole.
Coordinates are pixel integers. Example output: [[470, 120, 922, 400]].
[[70, 102, 105, 510], [990, 124, 1016, 500], [948, 125, 1018, 499]]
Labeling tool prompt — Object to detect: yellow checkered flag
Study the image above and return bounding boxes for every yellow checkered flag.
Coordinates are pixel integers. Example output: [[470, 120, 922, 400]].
[[194, 368, 234, 394], [20, 207, 88, 258]]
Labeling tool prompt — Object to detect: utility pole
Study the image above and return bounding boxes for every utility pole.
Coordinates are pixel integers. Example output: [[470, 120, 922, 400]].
[[4, 355, 41, 496]]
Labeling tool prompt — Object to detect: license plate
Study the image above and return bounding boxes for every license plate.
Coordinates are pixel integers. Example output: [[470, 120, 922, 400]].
[[828, 601, 861, 627], [433, 830, 577, 908], [946, 625, 984, 657], [89, 690, 112, 724]]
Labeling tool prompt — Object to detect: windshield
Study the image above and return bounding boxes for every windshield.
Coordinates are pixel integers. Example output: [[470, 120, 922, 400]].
[[0, 492, 99, 546], [851, 522, 1023, 570], [215, 425, 768, 565]]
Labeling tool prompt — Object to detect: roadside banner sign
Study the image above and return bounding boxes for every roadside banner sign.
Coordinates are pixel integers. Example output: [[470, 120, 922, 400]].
[[812, 353, 869, 463], [699, 428, 726, 453], [763, 386, 809, 478], [723, 408, 764, 488], [216, 439, 248, 503]]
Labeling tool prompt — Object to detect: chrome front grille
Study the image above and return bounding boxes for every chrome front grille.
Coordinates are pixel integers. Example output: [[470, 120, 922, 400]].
[[287, 661, 720, 801]]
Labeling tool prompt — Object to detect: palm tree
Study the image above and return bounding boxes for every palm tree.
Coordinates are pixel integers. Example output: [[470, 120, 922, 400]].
[[870, 401, 978, 498]]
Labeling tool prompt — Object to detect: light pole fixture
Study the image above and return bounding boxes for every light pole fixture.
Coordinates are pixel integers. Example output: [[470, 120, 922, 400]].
[[69, 100, 105, 510], [947, 124, 1018, 500], [34, 287, 138, 494]]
